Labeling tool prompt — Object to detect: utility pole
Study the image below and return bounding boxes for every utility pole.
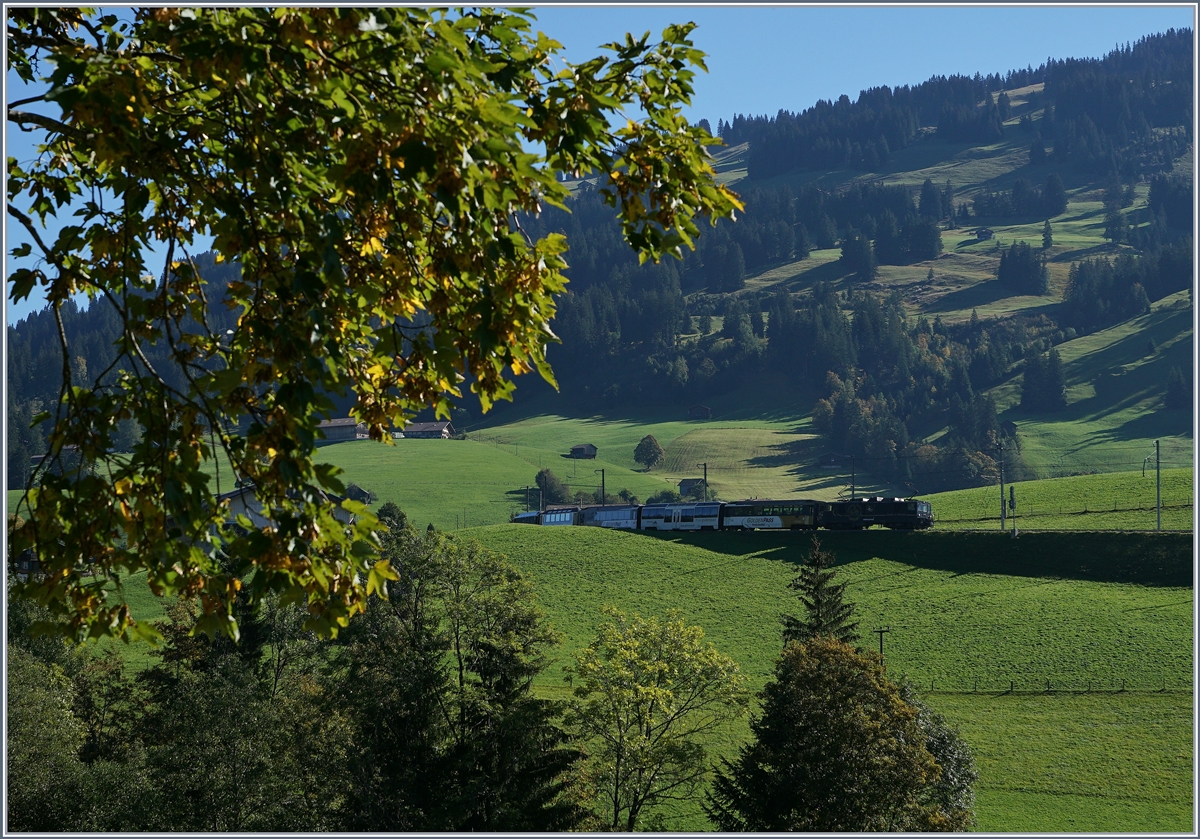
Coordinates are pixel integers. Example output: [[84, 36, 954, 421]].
[[595, 468, 605, 506], [850, 455, 856, 500], [873, 626, 891, 665], [1144, 440, 1162, 531], [1009, 485, 1017, 538], [697, 462, 708, 501], [998, 442, 1006, 532], [525, 485, 530, 512]]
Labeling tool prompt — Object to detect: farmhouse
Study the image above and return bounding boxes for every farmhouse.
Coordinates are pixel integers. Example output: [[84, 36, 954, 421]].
[[317, 417, 368, 442], [403, 421, 455, 439], [975, 227, 994, 240], [570, 443, 598, 459], [688, 405, 712, 419]]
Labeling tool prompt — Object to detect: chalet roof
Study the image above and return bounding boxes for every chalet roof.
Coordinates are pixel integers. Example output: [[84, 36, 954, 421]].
[[405, 421, 453, 433], [317, 417, 361, 428]]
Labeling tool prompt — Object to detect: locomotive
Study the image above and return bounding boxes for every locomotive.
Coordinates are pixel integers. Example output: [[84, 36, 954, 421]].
[[512, 497, 933, 532]]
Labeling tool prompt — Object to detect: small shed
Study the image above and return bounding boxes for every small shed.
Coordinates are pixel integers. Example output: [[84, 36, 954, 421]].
[[679, 478, 706, 498], [975, 227, 994, 240], [404, 421, 455, 439], [570, 443, 598, 459], [688, 405, 712, 420]]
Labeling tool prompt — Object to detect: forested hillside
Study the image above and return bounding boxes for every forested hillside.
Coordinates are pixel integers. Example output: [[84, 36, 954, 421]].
[[8, 29, 1193, 494]]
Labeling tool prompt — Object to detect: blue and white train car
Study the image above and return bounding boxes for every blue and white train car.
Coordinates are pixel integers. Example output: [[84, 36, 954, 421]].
[[539, 506, 580, 526]]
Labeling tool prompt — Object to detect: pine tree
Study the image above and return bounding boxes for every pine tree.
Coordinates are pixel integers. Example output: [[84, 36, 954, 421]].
[[919, 178, 942, 220], [781, 536, 860, 646], [1044, 348, 1067, 411], [1042, 219, 1053, 250], [1020, 347, 1046, 411]]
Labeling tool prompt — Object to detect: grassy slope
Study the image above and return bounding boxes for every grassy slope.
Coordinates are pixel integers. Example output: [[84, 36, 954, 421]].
[[468, 525, 1192, 832], [927, 467, 1194, 530]]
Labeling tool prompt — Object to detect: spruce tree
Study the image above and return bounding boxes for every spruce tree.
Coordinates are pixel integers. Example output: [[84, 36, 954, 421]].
[[1020, 347, 1046, 411], [1042, 220, 1053, 250], [782, 536, 860, 646], [1044, 348, 1068, 411]]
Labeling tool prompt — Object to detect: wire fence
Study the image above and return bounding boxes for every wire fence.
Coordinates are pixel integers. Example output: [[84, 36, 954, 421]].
[[901, 675, 1191, 695]]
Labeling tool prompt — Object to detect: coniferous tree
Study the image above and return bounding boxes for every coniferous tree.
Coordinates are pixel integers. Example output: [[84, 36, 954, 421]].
[[1029, 139, 1047, 165], [1042, 220, 1053, 250], [1165, 366, 1193, 410], [1020, 347, 1046, 411], [919, 179, 942, 220], [1043, 173, 1068, 216], [1044, 348, 1068, 411], [781, 536, 860, 646]]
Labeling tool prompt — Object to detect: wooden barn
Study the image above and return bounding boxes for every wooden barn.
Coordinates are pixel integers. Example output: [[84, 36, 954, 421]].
[[688, 405, 712, 420], [570, 443, 598, 459], [317, 417, 368, 442]]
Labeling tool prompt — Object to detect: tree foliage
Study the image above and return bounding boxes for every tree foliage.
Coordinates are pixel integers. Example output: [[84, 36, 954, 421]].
[[706, 637, 957, 832], [633, 434, 666, 470], [5, 7, 740, 642], [565, 607, 749, 831]]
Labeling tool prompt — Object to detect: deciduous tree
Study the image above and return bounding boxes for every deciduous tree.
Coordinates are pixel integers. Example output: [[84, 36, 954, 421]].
[[6, 7, 740, 642], [634, 434, 667, 470], [565, 607, 749, 831]]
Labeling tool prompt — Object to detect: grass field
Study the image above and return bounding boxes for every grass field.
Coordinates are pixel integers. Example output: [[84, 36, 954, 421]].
[[928, 467, 1194, 531], [466, 525, 1192, 832]]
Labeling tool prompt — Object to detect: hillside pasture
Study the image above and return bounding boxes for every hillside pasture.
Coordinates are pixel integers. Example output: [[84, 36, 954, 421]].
[[469, 525, 1192, 832], [927, 468, 1193, 531]]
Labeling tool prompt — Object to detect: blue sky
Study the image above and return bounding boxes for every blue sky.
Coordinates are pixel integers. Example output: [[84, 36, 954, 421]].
[[5, 4, 1195, 325]]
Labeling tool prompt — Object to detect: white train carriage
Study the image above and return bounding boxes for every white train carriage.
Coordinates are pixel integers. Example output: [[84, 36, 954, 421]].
[[579, 504, 640, 529], [638, 502, 721, 531], [721, 500, 818, 530]]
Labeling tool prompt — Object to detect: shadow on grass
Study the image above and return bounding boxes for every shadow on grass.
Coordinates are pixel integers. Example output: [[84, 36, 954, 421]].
[[924, 279, 1025, 313], [638, 529, 1192, 587]]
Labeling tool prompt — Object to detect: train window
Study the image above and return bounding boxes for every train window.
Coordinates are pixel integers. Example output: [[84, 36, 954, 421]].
[[697, 504, 719, 517]]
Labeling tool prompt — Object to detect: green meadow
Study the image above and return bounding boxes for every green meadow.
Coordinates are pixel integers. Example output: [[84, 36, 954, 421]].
[[928, 467, 1194, 530], [465, 525, 1192, 832], [78, 525, 1194, 831]]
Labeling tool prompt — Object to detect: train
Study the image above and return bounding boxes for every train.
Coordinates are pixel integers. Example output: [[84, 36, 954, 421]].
[[511, 496, 933, 532]]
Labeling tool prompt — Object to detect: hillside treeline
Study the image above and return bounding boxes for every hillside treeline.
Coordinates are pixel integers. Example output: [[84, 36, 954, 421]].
[[724, 28, 1192, 181]]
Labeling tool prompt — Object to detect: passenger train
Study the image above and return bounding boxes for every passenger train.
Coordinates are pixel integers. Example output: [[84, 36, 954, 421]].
[[511, 497, 933, 531]]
